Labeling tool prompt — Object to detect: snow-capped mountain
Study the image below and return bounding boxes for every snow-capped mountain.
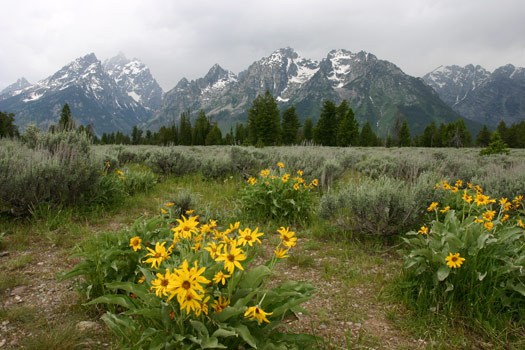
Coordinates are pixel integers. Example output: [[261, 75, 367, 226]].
[[423, 64, 525, 127], [0, 77, 31, 96], [0, 53, 155, 135], [150, 48, 462, 136], [103, 53, 163, 111]]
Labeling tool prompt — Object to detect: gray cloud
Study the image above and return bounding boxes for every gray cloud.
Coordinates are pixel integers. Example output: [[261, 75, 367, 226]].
[[1, 0, 524, 91]]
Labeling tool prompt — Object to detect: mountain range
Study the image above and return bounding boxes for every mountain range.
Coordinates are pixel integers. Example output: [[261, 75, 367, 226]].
[[1, 48, 524, 137], [0, 53, 163, 135], [423, 64, 525, 127]]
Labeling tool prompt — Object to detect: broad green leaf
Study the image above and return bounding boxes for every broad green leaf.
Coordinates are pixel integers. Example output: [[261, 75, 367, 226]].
[[239, 265, 271, 289], [211, 328, 238, 338], [87, 294, 136, 309], [232, 323, 257, 348], [437, 265, 450, 281]]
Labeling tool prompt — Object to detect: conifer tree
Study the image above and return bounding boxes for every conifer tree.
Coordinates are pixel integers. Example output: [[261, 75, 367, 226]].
[[302, 118, 313, 142], [280, 105, 301, 145], [335, 101, 359, 147], [178, 110, 192, 145], [247, 91, 280, 146], [58, 103, 75, 131], [131, 125, 143, 145], [397, 120, 411, 147], [421, 122, 437, 147], [476, 125, 492, 147], [0, 111, 18, 138], [205, 123, 222, 145], [192, 110, 210, 145], [359, 122, 377, 146], [314, 100, 337, 146], [235, 123, 246, 145]]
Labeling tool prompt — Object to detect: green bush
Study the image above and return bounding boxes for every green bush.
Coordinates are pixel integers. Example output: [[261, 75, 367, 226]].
[[146, 148, 200, 176], [399, 182, 524, 327], [64, 214, 319, 349], [0, 138, 101, 215], [319, 173, 441, 236], [240, 163, 318, 224]]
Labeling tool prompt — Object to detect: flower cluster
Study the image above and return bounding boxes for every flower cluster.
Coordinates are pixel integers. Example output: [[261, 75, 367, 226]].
[[129, 214, 298, 322]]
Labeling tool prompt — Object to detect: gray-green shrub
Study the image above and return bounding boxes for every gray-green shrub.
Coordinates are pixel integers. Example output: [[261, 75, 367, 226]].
[[319, 172, 442, 236]]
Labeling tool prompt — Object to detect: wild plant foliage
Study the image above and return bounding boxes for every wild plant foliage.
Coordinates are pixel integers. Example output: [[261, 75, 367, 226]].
[[400, 180, 524, 326]]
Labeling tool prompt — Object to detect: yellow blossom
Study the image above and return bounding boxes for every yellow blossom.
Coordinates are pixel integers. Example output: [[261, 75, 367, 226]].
[[172, 215, 200, 240], [138, 275, 146, 284], [165, 202, 175, 207], [518, 219, 525, 228], [484, 222, 494, 230], [274, 247, 289, 258], [151, 269, 173, 297], [213, 271, 231, 285], [238, 227, 264, 246], [129, 236, 142, 251], [143, 242, 171, 269], [445, 252, 465, 268], [277, 226, 297, 248], [277, 162, 284, 168], [427, 202, 439, 211], [474, 216, 484, 223], [311, 179, 318, 187], [417, 226, 429, 235], [204, 242, 223, 259], [501, 214, 510, 222], [282, 174, 290, 182], [482, 210, 496, 221], [455, 179, 463, 187], [462, 190, 473, 204], [451, 186, 459, 193], [260, 169, 270, 177], [297, 170, 303, 176], [161, 208, 168, 214], [211, 296, 230, 313], [247, 177, 257, 185], [185, 209, 194, 214], [244, 306, 273, 324], [440, 206, 450, 214], [443, 183, 451, 190], [215, 240, 246, 274], [293, 183, 300, 191]]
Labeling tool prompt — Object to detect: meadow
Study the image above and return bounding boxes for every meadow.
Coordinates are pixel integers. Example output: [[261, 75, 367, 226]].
[[0, 133, 524, 349]]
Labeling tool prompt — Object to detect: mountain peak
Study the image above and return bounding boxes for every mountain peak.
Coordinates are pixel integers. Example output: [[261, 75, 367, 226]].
[[1, 77, 32, 95]]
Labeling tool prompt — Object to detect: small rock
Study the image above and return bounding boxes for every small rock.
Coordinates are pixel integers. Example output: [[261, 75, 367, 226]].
[[76, 321, 98, 332], [10, 286, 27, 296], [319, 324, 327, 329], [14, 295, 22, 303], [37, 262, 44, 266], [0, 251, 9, 257], [0, 339, 6, 347], [354, 322, 362, 328], [2, 321, 9, 326]]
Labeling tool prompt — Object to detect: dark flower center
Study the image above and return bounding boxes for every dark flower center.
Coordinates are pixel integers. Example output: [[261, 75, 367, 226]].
[[182, 281, 191, 289]]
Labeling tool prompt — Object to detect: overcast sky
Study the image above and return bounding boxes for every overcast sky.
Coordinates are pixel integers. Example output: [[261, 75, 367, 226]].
[[1, 0, 524, 91]]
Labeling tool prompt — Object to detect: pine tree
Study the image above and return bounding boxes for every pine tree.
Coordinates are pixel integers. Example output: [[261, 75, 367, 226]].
[[235, 123, 246, 145], [335, 101, 359, 147], [359, 122, 377, 146], [247, 91, 280, 146], [314, 100, 337, 146], [421, 122, 437, 147], [131, 126, 143, 145], [0, 111, 18, 138], [192, 110, 210, 145], [302, 118, 313, 142], [475, 125, 492, 147], [179, 110, 192, 145], [397, 120, 411, 147], [205, 123, 222, 145], [280, 106, 301, 145], [58, 103, 75, 131]]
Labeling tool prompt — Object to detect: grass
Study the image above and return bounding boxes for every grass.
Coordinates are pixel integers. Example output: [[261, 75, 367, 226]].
[[0, 158, 523, 349]]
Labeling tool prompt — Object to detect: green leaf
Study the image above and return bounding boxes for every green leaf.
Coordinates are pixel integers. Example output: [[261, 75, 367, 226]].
[[87, 294, 136, 309], [437, 265, 450, 281], [190, 320, 209, 338], [232, 323, 257, 348], [201, 337, 227, 349], [211, 328, 238, 339], [239, 265, 271, 289]]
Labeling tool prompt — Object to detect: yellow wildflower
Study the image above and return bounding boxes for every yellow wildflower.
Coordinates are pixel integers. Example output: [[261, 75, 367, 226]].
[[427, 202, 439, 211], [138, 275, 146, 284], [185, 209, 194, 214], [244, 306, 273, 324], [129, 236, 142, 251], [451, 186, 459, 193], [143, 242, 171, 269], [293, 183, 300, 191], [417, 226, 429, 235], [168, 260, 210, 305], [445, 252, 465, 269], [165, 202, 175, 207], [247, 177, 257, 185], [215, 240, 246, 274], [213, 271, 231, 285], [282, 174, 290, 182], [443, 183, 451, 190], [482, 210, 496, 222], [518, 219, 525, 228], [260, 169, 270, 177], [455, 179, 463, 187], [151, 269, 173, 297], [274, 247, 289, 258], [161, 208, 168, 214], [204, 242, 223, 259], [297, 170, 303, 176], [501, 214, 510, 222], [211, 296, 230, 313], [277, 162, 284, 168], [238, 227, 264, 246], [172, 215, 200, 240], [484, 222, 494, 230], [311, 179, 318, 187], [278, 226, 297, 248], [440, 206, 450, 214], [474, 216, 484, 223], [462, 190, 473, 204]]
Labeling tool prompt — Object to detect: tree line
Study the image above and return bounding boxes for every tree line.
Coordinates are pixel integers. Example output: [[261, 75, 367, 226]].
[[1, 95, 525, 148]]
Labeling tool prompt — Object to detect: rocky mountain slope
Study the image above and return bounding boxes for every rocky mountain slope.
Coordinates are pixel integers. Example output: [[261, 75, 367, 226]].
[[423, 64, 525, 127], [150, 47, 462, 136]]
